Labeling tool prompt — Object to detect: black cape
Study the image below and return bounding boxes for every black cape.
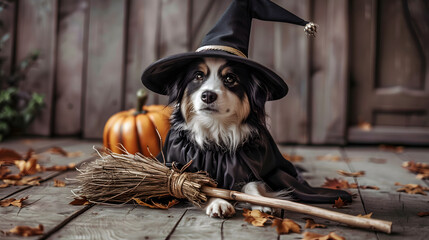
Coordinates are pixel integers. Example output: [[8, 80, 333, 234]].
[[158, 128, 352, 203]]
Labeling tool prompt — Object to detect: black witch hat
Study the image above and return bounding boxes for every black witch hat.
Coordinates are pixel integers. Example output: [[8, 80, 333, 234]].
[[141, 0, 317, 101]]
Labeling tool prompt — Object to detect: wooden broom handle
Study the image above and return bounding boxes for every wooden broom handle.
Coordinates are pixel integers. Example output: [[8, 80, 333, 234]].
[[202, 186, 392, 234]]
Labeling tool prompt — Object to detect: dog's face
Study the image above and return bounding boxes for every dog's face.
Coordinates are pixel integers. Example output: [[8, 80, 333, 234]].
[[181, 58, 250, 125], [168, 57, 269, 149]]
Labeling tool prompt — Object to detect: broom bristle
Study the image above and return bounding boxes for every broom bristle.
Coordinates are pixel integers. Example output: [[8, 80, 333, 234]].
[[73, 148, 216, 207]]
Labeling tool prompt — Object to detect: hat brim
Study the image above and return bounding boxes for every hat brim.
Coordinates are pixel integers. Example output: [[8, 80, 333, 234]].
[[141, 50, 288, 101]]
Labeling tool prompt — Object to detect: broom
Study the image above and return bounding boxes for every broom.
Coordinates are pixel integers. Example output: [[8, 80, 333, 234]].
[[73, 148, 392, 234]]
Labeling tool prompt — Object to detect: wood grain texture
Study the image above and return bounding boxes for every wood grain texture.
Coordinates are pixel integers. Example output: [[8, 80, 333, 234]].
[[15, 0, 58, 136], [54, 0, 89, 135], [0, 141, 101, 199], [50, 205, 187, 240], [83, 0, 127, 138], [125, 0, 161, 108], [0, 171, 90, 240], [311, 0, 348, 144], [0, 0, 16, 75], [343, 147, 429, 239]]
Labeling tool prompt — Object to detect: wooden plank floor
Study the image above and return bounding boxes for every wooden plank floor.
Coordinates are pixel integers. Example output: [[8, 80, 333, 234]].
[[1, 138, 428, 239]]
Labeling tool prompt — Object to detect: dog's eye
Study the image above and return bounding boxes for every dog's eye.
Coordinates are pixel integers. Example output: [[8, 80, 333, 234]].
[[194, 71, 204, 81], [224, 73, 238, 85]]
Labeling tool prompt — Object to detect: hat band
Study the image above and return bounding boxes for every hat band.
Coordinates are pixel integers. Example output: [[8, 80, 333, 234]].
[[195, 45, 247, 58]]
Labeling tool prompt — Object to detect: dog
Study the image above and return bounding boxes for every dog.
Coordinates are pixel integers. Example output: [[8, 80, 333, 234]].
[[165, 57, 287, 218]]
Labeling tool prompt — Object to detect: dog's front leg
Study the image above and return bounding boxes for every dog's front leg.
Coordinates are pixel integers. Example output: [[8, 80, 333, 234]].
[[205, 197, 236, 218], [242, 182, 273, 213]]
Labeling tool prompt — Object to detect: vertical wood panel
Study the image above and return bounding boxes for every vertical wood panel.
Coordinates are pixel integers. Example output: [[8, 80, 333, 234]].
[[156, 0, 190, 105], [0, 1, 16, 76], [54, 0, 88, 135], [125, 0, 161, 109], [311, 0, 349, 144], [83, 0, 126, 138], [15, 0, 58, 136], [266, 0, 310, 144]]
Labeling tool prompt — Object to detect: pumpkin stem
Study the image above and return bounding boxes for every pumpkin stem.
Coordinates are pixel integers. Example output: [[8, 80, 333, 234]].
[[136, 88, 148, 114]]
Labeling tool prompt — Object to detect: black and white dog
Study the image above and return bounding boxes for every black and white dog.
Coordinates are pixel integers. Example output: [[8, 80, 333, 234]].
[[165, 57, 284, 218]]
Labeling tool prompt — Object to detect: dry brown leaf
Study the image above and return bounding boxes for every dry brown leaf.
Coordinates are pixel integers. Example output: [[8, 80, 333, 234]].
[[0, 196, 28, 208], [3, 176, 41, 186], [242, 208, 273, 226], [282, 153, 304, 162], [47, 147, 82, 158], [132, 197, 179, 210], [69, 197, 90, 205], [402, 161, 429, 180], [0, 166, 11, 177], [44, 163, 76, 171], [379, 145, 404, 153], [272, 218, 301, 234], [322, 178, 350, 190], [7, 224, 44, 237], [304, 218, 327, 229], [23, 148, 35, 161], [303, 231, 345, 240], [0, 182, 9, 188], [357, 212, 373, 218], [14, 157, 40, 175], [337, 170, 365, 177], [54, 179, 66, 187], [0, 148, 23, 165], [332, 197, 347, 208], [417, 212, 429, 217], [357, 185, 380, 190], [1, 173, 22, 180], [369, 158, 387, 164], [317, 155, 341, 162], [395, 182, 429, 195]]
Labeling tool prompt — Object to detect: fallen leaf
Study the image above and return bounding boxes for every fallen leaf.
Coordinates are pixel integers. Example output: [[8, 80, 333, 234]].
[[272, 218, 301, 234], [242, 208, 273, 227], [132, 197, 179, 210], [282, 153, 304, 162], [23, 148, 35, 161], [47, 147, 82, 158], [69, 197, 90, 205], [379, 145, 404, 153], [44, 163, 76, 171], [1, 173, 22, 180], [3, 176, 41, 186], [0, 182, 9, 188], [317, 155, 341, 162], [357, 212, 373, 218], [337, 170, 365, 177], [322, 178, 350, 190], [303, 231, 345, 240], [0, 166, 12, 178], [14, 157, 40, 175], [304, 218, 327, 229], [395, 182, 429, 195], [358, 121, 372, 131], [0, 148, 23, 165], [402, 161, 429, 180], [417, 212, 429, 217], [7, 224, 44, 237], [0, 196, 29, 208], [54, 179, 66, 187], [356, 185, 380, 190], [369, 158, 387, 164], [332, 197, 347, 208]]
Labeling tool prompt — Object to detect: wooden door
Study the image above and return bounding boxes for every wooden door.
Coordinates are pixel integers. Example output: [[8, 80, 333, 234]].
[[348, 0, 429, 144]]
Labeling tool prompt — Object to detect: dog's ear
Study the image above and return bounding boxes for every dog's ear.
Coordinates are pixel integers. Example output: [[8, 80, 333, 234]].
[[249, 73, 271, 109], [166, 71, 187, 105]]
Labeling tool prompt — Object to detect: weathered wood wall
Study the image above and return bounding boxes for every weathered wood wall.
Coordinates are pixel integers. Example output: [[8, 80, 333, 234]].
[[0, 0, 364, 144]]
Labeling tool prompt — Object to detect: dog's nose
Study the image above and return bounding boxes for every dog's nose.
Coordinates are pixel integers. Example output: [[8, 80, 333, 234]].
[[201, 91, 217, 104]]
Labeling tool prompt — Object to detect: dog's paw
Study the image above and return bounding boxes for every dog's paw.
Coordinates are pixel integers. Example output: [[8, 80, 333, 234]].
[[205, 198, 235, 218], [250, 205, 272, 214]]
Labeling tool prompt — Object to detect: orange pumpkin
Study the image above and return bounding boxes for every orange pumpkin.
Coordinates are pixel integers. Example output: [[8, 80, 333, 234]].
[[103, 89, 172, 156]]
